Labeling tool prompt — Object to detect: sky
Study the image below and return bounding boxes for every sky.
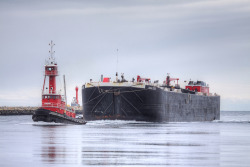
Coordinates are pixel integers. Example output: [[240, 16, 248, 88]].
[[0, 0, 249, 111]]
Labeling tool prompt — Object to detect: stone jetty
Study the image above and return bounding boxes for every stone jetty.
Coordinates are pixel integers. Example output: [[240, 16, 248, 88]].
[[0, 107, 38, 115], [0, 107, 83, 115]]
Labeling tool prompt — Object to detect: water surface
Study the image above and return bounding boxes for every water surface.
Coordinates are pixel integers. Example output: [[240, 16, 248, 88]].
[[0, 111, 250, 167]]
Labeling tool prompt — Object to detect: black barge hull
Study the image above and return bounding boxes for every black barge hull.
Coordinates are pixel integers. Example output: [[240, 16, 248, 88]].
[[82, 85, 220, 122], [32, 108, 86, 125]]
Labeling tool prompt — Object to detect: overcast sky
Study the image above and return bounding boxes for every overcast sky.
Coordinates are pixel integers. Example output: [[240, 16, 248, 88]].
[[0, 0, 249, 111]]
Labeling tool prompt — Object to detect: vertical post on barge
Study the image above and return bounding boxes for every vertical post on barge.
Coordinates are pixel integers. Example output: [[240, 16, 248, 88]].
[[116, 49, 119, 82]]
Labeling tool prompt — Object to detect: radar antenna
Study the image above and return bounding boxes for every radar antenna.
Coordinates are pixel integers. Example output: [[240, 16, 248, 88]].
[[48, 40, 56, 65]]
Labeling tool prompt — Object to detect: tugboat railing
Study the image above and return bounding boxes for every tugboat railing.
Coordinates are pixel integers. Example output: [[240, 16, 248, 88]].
[[44, 71, 59, 76], [42, 90, 62, 95], [42, 104, 75, 112]]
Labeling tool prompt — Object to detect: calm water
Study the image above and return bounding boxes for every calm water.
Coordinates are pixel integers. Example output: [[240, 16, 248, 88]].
[[0, 111, 250, 167]]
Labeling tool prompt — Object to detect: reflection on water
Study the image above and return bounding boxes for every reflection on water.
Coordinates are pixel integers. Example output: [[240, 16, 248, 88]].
[[80, 121, 220, 166], [0, 111, 250, 167], [37, 125, 80, 165], [40, 126, 66, 163]]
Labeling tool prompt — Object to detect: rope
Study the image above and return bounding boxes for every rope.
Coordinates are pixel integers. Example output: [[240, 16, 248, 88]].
[[88, 82, 146, 93], [103, 89, 148, 94], [83, 92, 106, 105], [83, 83, 149, 105]]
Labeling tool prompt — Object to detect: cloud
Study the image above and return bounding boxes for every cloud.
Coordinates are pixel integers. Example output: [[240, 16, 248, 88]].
[[0, 87, 41, 106], [0, 0, 250, 110]]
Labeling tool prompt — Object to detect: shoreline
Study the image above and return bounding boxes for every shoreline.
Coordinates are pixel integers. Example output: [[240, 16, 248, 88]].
[[0, 107, 38, 115], [0, 107, 83, 115]]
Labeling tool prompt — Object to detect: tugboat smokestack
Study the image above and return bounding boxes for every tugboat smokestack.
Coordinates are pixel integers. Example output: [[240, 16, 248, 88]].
[[75, 86, 79, 104]]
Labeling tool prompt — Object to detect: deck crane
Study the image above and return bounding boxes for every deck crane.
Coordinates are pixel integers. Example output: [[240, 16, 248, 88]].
[[137, 75, 151, 83], [166, 73, 179, 87]]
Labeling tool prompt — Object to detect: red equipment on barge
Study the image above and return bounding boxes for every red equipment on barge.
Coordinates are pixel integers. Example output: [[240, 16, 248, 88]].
[[185, 81, 209, 95], [32, 41, 86, 125]]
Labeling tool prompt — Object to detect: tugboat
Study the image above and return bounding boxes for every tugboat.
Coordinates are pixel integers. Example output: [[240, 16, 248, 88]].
[[32, 41, 86, 125]]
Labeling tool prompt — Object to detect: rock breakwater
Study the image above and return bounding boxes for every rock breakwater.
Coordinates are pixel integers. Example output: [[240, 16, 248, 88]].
[[0, 107, 38, 115]]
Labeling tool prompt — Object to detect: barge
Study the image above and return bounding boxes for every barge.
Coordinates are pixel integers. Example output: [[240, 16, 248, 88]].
[[82, 73, 220, 122]]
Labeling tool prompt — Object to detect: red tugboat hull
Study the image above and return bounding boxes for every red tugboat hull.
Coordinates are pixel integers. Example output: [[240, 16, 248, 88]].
[[32, 108, 86, 125]]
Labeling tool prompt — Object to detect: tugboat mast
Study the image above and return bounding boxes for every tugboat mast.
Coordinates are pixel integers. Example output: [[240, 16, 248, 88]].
[[63, 74, 67, 106], [42, 41, 58, 94], [48, 40, 56, 64]]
